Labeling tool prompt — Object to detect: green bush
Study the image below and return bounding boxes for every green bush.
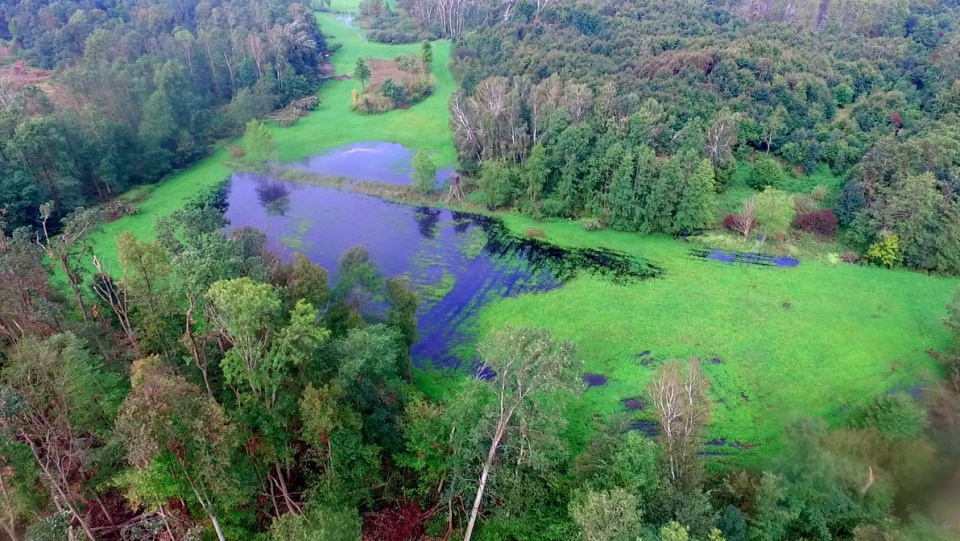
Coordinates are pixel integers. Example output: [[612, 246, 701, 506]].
[[411, 149, 437, 195], [749, 156, 784, 190], [867, 233, 902, 268], [350, 93, 393, 114], [478, 160, 521, 208], [849, 393, 927, 439]]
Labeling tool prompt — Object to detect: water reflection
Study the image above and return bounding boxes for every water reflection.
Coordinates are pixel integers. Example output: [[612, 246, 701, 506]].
[[255, 179, 291, 216], [413, 207, 442, 239]]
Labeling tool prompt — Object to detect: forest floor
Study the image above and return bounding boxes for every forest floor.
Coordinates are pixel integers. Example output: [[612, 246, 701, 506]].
[[87, 10, 456, 271], [86, 1, 960, 467]]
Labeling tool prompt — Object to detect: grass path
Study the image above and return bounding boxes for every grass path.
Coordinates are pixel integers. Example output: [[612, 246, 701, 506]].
[[88, 7, 456, 271], [474, 216, 958, 465]]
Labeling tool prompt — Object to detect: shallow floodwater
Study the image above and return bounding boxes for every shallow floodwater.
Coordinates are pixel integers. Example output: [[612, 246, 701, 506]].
[[292, 141, 454, 187], [225, 143, 658, 369], [226, 172, 563, 368]]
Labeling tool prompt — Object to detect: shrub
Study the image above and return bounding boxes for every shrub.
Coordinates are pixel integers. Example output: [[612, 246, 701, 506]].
[[749, 156, 784, 190], [478, 160, 521, 208], [350, 93, 393, 114], [395, 54, 424, 73], [722, 214, 739, 231], [582, 219, 603, 231], [411, 150, 436, 195], [849, 393, 927, 439], [380, 78, 409, 105], [835, 180, 866, 226], [867, 233, 902, 268], [793, 209, 838, 239], [791, 194, 820, 215]]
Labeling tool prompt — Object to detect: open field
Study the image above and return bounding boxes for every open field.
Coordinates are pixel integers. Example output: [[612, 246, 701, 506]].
[[87, 10, 456, 272], [470, 215, 958, 465]]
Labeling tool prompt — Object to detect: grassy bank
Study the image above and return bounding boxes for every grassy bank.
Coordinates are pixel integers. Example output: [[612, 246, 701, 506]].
[[473, 216, 958, 465], [88, 9, 456, 271]]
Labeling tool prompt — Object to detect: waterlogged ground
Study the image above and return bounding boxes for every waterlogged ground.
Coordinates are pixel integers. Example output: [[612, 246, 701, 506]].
[[293, 141, 454, 187], [224, 155, 657, 369]]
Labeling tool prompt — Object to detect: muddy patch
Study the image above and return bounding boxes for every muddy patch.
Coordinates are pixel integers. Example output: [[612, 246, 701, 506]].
[[629, 420, 660, 437]]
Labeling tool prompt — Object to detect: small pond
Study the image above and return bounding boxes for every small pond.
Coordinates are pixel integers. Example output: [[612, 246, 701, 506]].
[[292, 141, 454, 188], [224, 142, 659, 370]]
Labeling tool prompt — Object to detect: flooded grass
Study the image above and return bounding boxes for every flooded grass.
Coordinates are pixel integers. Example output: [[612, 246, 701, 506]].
[[223, 172, 658, 373], [476, 215, 957, 466]]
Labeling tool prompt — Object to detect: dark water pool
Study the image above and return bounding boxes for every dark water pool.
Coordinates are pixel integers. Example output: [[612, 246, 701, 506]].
[[224, 169, 659, 370], [225, 171, 659, 369], [292, 141, 454, 187]]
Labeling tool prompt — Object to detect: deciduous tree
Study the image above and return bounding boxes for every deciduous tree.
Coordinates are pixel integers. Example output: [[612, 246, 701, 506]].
[[461, 326, 582, 541]]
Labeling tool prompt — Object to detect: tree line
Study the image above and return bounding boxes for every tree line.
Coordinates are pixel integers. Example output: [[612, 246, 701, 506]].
[[448, 0, 960, 273], [0, 0, 327, 231]]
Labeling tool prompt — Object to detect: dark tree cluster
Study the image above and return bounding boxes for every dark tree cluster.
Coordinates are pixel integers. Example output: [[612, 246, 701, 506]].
[[0, 0, 328, 231]]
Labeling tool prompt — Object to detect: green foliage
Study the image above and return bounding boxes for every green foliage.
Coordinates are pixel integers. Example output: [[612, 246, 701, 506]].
[[421, 40, 433, 66], [848, 393, 927, 439], [354, 57, 371, 89], [569, 488, 643, 541], [867, 233, 902, 268], [834, 84, 855, 106], [478, 160, 521, 208], [673, 159, 717, 235], [522, 144, 550, 213], [412, 149, 437, 195], [754, 188, 796, 243], [660, 521, 691, 541], [380, 77, 409, 105], [607, 151, 637, 231], [386, 277, 419, 348], [242, 120, 277, 169], [749, 157, 784, 190], [266, 502, 362, 541]]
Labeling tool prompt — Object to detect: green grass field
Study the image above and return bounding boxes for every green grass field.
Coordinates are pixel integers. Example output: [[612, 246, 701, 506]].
[[472, 215, 958, 465], [88, 8, 456, 271]]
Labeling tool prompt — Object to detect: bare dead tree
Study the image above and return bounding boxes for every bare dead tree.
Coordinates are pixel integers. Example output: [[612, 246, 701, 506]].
[[732, 197, 758, 241], [562, 82, 593, 124], [35, 203, 103, 322], [90, 256, 139, 355], [705, 110, 740, 168], [649, 358, 711, 493]]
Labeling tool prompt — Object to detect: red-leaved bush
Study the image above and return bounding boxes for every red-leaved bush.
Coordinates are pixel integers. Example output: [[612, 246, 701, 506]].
[[364, 502, 431, 541], [722, 214, 739, 231], [793, 209, 838, 239]]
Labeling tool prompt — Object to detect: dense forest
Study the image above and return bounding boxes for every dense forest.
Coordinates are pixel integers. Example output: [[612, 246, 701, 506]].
[[1, 0, 960, 539], [0, 0, 327, 231], [432, 0, 960, 273]]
